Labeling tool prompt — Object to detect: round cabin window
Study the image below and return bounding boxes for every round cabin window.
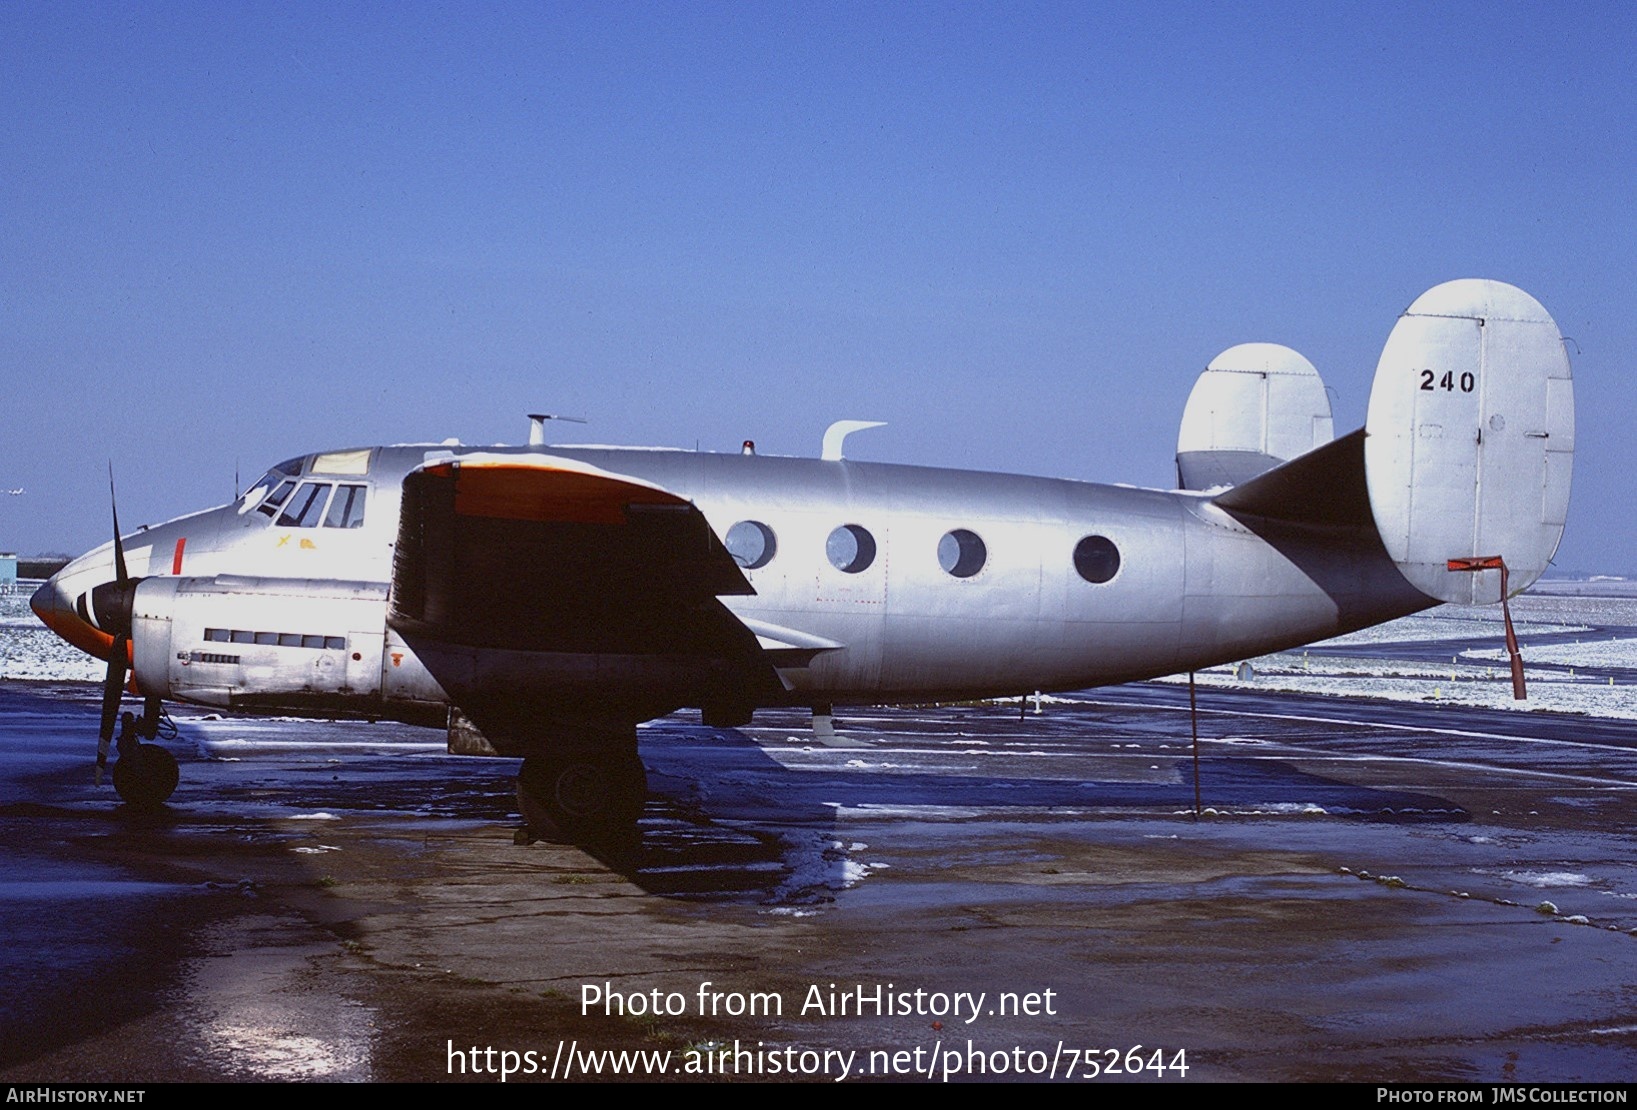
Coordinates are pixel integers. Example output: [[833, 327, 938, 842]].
[[826, 524, 877, 574], [724, 520, 777, 569], [937, 529, 986, 578], [1073, 535, 1120, 584]]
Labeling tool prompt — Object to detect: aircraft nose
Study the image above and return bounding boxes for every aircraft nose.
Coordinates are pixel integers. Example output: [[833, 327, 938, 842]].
[[29, 575, 62, 625], [30, 554, 117, 662]]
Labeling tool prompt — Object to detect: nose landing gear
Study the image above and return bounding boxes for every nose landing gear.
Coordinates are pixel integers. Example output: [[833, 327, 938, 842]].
[[110, 700, 179, 809]]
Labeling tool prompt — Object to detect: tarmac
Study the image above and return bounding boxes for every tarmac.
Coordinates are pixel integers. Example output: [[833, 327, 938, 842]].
[[3, 676, 1637, 1083]]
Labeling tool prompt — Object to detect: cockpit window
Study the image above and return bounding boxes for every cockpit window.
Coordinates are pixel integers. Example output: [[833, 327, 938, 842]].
[[254, 479, 299, 517], [242, 457, 305, 515], [276, 482, 332, 528], [243, 459, 371, 528], [323, 484, 367, 528]]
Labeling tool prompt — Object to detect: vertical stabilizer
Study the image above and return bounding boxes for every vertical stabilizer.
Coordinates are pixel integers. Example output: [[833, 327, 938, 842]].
[[1176, 343, 1334, 490], [1364, 280, 1574, 604]]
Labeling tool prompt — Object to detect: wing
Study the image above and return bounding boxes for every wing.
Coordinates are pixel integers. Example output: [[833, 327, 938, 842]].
[[389, 454, 782, 726]]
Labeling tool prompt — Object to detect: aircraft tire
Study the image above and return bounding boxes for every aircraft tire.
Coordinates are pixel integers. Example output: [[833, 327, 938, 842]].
[[112, 743, 180, 809], [516, 752, 646, 844]]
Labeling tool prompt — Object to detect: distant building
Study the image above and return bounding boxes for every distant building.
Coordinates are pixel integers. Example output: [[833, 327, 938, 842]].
[[0, 554, 16, 592]]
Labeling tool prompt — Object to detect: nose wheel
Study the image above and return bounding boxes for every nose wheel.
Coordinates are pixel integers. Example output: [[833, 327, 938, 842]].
[[112, 738, 180, 809], [107, 703, 180, 809]]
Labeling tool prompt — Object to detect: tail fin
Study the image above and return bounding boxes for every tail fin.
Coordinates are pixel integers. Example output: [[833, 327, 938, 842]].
[[1209, 280, 1574, 608], [1176, 343, 1334, 490], [1363, 279, 1574, 604]]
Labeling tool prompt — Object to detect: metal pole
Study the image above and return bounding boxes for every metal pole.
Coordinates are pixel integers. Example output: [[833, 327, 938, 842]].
[[1189, 671, 1202, 818]]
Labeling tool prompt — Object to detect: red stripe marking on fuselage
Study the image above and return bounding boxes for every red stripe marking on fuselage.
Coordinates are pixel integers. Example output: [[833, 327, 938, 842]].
[[172, 536, 186, 575]]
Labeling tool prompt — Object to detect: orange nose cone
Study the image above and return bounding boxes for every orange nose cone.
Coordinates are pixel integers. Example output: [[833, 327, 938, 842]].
[[31, 576, 117, 662]]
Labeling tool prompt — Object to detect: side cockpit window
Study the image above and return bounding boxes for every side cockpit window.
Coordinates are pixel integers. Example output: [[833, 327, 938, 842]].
[[324, 484, 367, 529], [276, 482, 332, 528]]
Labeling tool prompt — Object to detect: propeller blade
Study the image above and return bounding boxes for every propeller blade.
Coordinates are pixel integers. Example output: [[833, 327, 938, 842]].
[[97, 633, 128, 781], [108, 464, 128, 584]]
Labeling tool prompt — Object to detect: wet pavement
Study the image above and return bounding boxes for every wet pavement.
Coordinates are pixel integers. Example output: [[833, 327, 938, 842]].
[[2, 677, 1636, 1083]]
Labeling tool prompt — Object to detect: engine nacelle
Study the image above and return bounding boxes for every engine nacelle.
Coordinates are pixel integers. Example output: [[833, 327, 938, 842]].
[[130, 575, 391, 713]]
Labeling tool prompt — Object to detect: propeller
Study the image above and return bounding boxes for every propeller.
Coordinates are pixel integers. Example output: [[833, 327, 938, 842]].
[[92, 467, 142, 781]]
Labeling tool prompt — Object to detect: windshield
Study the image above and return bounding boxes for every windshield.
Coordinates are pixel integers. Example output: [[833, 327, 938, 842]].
[[238, 457, 304, 514]]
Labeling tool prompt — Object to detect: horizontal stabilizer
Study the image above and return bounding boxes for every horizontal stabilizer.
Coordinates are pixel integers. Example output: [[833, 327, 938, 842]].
[[1210, 428, 1370, 530], [1177, 343, 1334, 490]]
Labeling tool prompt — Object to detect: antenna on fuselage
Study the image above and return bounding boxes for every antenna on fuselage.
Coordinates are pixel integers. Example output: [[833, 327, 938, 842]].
[[527, 413, 588, 446], [821, 420, 886, 461]]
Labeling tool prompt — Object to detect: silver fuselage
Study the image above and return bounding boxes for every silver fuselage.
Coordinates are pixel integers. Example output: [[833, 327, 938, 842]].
[[37, 443, 1434, 721]]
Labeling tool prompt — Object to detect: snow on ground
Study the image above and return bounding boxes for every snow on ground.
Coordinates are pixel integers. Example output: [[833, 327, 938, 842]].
[[1, 629, 102, 682], [1463, 638, 1637, 669], [1530, 576, 1637, 598], [0, 590, 102, 682], [1163, 663, 1637, 720], [1174, 594, 1637, 720], [1314, 607, 1586, 647], [1313, 593, 1637, 648], [1506, 594, 1637, 627]]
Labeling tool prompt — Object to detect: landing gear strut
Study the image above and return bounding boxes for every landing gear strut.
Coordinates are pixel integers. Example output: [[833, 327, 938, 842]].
[[516, 749, 647, 845]]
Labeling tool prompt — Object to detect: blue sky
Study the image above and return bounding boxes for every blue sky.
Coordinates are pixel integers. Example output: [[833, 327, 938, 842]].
[[4, 2, 1634, 572]]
